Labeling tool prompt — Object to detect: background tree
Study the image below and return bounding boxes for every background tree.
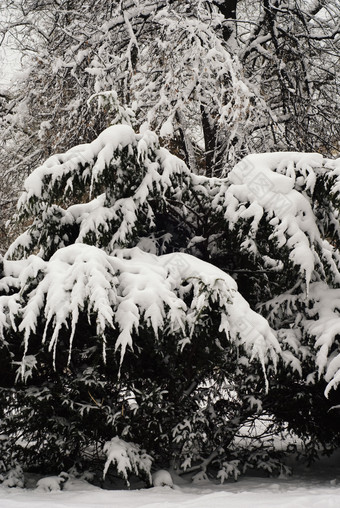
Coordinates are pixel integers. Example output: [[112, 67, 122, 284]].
[[0, 0, 338, 175]]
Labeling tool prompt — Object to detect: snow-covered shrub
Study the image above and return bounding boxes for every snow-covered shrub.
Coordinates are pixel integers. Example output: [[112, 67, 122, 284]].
[[0, 465, 25, 488], [36, 472, 69, 492], [152, 469, 174, 488], [1, 119, 340, 479], [103, 437, 152, 487]]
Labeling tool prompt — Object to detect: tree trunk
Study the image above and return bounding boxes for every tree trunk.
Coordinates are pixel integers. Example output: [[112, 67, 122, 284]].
[[201, 1, 238, 176]]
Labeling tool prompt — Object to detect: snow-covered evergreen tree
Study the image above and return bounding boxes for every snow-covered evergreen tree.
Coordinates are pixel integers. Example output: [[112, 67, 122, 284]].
[[1, 101, 340, 479]]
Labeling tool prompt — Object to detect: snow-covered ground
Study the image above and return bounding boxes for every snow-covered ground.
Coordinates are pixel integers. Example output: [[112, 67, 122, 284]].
[[1, 459, 340, 508]]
